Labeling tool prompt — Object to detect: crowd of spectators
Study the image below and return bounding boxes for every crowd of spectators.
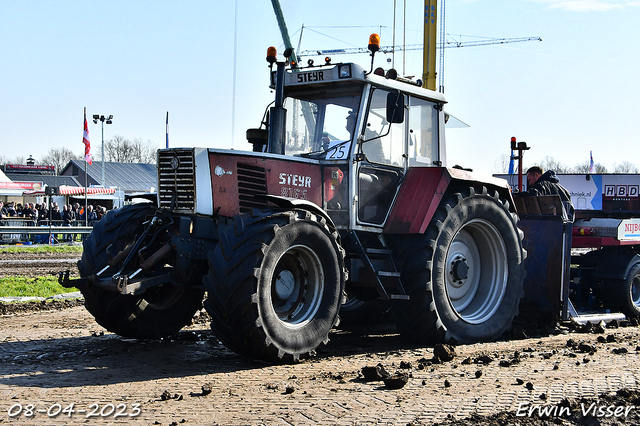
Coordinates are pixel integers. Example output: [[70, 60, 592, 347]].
[[0, 200, 109, 226], [1, 200, 112, 243]]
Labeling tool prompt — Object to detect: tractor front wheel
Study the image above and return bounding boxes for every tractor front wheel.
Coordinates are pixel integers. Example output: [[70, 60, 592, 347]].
[[78, 204, 204, 339], [204, 209, 345, 362]]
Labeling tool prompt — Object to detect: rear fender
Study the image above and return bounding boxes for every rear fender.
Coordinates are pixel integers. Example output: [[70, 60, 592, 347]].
[[384, 167, 515, 234]]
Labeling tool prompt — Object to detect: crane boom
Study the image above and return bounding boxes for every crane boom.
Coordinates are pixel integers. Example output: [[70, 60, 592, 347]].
[[297, 36, 541, 57], [445, 36, 542, 48], [271, 0, 295, 54]]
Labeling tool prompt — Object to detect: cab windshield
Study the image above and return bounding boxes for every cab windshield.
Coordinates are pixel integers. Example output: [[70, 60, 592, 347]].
[[282, 83, 364, 156]]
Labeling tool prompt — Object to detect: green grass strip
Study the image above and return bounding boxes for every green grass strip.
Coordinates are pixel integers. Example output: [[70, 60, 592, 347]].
[[0, 245, 83, 254], [0, 276, 79, 298]]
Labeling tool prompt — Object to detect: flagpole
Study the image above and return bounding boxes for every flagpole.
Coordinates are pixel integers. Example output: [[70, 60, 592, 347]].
[[48, 167, 53, 245], [84, 108, 88, 227], [166, 111, 169, 149], [84, 162, 88, 226]]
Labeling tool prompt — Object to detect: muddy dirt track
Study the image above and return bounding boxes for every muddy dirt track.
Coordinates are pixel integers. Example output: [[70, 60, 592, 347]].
[[2, 252, 640, 425], [0, 249, 80, 280]]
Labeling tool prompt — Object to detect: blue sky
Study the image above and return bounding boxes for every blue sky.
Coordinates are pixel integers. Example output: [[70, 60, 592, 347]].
[[1, 0, 639, 174]]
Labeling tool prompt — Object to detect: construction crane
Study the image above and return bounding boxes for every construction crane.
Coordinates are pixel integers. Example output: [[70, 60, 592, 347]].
[[298, 34, 541, 93], [297, 0, 540, 94], [297, 36, 542, 59]]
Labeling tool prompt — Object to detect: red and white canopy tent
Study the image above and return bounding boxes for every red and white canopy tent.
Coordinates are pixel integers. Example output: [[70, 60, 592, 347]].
[[23, 185, 116, 196]]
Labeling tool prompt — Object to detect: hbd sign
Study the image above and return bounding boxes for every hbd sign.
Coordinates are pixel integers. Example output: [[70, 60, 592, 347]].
[[604, 185, 639, 198]]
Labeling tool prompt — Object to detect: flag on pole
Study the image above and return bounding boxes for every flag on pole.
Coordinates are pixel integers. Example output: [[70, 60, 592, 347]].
[[83, 109, 92, 164], [166, 111, 169, 149], [508, 150, 515, 174], [589, 151, 595, 174]]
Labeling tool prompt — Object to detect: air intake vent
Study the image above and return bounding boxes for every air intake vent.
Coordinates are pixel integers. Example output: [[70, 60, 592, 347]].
[[237, 163, 267, 212], [158, 149, 196, 212]]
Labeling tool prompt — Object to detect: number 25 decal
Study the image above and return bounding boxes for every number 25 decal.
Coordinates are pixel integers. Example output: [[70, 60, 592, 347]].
[[328, 142, 350, 160]]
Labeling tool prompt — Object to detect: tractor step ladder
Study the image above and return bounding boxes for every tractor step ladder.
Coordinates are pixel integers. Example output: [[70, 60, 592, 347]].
[[350, 231, 409, 301]]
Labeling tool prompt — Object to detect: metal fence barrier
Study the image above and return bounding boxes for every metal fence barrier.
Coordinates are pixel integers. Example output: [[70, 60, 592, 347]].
[[0, 226, 94, 234], [0, 219, 95, 243]]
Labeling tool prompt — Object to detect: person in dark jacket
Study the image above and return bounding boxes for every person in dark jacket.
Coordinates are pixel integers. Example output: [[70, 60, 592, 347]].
[[51, 204, 62, 222], [6, 202, 17, 217], [62, 204, 76, 241], [38, 204, 48, 225], [80, 205, 97, 224], [24, 203, 38, 223], [526, 166, 574, 220]]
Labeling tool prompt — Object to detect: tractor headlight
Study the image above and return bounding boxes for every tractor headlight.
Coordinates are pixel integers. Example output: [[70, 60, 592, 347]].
[[338, 64, 351, 79]]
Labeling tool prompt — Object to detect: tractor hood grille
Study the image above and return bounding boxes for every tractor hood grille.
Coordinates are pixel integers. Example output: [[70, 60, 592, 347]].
[[158, 149, 196, 212]]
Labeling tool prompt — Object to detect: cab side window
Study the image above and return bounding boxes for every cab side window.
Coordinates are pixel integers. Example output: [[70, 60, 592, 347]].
[[408, 96, 439, 166], [361, 89, 406, 167]]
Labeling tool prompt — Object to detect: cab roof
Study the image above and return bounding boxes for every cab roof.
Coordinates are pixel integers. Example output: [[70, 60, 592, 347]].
[[283, 62, 447, 105]]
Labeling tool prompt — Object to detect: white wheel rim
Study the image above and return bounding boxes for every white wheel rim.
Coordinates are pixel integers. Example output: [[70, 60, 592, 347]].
[[271, 244, 324, 329], [445, 219, 508, 324]]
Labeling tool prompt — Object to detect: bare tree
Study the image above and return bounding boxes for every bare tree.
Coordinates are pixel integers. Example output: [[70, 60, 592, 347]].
[[537, 156, 573, 174], [492, 153, 511, 174], [131, 137, 157, 163], [613, 161, 639, 173], [0, 155, 26, 166], [104, 135, 157, 163], [572, 160, 608, 174], [40, 147, 81, 173], [104, 135, 126, 162]]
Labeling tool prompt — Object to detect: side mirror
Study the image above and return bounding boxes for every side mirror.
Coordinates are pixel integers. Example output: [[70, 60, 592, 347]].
[[386, 92, 405, 124]]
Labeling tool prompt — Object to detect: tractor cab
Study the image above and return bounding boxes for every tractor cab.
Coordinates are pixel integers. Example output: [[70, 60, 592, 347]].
[[258, 44, 448, 231]]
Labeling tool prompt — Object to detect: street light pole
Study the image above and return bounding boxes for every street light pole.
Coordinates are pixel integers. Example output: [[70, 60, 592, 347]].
[[92, 114, 113, 185]]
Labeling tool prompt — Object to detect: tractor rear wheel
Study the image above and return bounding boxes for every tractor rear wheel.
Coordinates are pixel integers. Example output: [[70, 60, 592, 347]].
[[392, 186, 525, 344], [78, 203, 204, 339], [204, 209, 345, 362]]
